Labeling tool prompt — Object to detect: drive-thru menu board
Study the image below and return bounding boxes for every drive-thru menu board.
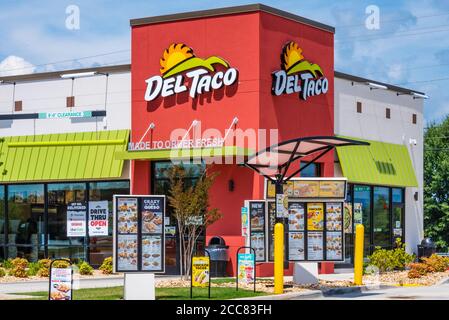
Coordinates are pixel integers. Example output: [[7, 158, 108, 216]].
[[113, 195, 165, 273], [248, 201, 266, 262], [245, 178, 346, 262]]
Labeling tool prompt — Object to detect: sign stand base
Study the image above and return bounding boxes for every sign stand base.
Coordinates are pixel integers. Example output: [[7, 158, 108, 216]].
[[293, 262, 319, 285], [124, 273, 155, 300]]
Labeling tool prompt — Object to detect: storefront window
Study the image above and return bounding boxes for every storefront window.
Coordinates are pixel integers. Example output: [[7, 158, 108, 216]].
[[47, 183, 86, 261], [300, 162, 321, 177], [0, 186, 5, 261], [152, 161, 205, 274], [7, 184, 45, 261], [392, 188, 405, 243], [89, 181, 130, 266], [373, 187, 391, 248], [353, 185, 371, 256]]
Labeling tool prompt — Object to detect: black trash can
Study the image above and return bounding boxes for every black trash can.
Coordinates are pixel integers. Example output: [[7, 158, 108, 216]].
[[417, 238, 436, 259], [206, 236, 229, 277]]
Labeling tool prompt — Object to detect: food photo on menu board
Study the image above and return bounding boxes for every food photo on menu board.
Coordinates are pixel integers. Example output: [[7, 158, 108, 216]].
[[288, 232, 305, 260], [117, 234, 138, 271], [288, 202, 304, 231], [117, 198, 138, 234], [141, 198, 164, 234], [326, 203, 343, 231], [250, 232, 265, 261], [307, 203, 324, 231], [326, 232, 343, 260], [249, 202, 265, 232], [295, 181, 319, 198], [319, 181, 345, 198], [307, 232, 324, 260], [141, 235, 163, 271]]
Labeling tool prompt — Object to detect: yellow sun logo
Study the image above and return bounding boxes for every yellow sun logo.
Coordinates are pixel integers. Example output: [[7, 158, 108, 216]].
[[280, 41, 323, 78], [282, 41, 304, 70], [158, 43, 230, 78], [160, 43, 194, 75]]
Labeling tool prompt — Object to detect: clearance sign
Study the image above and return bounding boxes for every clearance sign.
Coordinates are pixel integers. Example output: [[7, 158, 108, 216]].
[[144, 43, 238, 101], [272, 41, 329, 100]]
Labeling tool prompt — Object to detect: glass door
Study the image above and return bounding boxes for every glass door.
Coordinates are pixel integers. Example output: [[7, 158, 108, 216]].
[[373, 187, 391, 249]]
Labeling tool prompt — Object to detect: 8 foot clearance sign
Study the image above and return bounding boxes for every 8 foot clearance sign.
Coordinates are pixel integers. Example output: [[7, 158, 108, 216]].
[[113, 195, 166, 273]]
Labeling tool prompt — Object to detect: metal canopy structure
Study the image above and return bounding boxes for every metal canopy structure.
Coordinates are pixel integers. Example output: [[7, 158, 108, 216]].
[[243, 135, 370, 269], [243, 136, 370, 184]]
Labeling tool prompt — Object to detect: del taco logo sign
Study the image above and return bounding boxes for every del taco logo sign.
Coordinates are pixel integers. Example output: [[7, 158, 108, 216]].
[[272, 41, 329, 100], [144, 43, 238, 101]]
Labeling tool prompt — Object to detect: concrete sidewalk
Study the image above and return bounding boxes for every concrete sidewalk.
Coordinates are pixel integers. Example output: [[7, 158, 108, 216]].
[[0, 275, 185, 294]]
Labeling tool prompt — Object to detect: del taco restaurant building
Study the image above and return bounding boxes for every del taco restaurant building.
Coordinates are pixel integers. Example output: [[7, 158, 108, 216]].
[[121, 4, 424, 276], [0, 4, 424, 276]]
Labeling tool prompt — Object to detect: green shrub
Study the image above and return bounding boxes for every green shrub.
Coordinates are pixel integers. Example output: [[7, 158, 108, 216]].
[[10, 258, 28, 269], [27, 262, 40, 276], [0, 268, 5, 277], [37, 267, 49, 278], [367, 238, 415, 273], [34, 259, 52, 278], [52, 260, 70, 269], [0, 259, 13, 269], [422, 254, 449, 272], [79, 261, 93, 275], [99, 257, 113, 275], [38, 259, 51, 269]]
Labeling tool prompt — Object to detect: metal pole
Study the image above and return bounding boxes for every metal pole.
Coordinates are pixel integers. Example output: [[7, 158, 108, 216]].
[[274, 180, 289, 269], [354, 224, 364, 285], [274, 223, 284, 294]]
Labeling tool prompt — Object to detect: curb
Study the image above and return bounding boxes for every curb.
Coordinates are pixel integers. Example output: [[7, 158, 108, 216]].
[[235, 284, 397, 300], [234, 290, 324, 300], [436, 277, 449, 286]]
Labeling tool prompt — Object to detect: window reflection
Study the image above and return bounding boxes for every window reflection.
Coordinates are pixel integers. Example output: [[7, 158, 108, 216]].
[[373, 187, 391, 247], [353, 185, 371, 256], [0, 186, 5, 261], [47, 183, 86, 260], [89, 181, 130, 266], [7, 184, 45, 261]]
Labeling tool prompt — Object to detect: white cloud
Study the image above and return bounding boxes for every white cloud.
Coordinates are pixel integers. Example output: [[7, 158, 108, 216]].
[[387, 64, 403, 81], [0, 55, 35, 76]]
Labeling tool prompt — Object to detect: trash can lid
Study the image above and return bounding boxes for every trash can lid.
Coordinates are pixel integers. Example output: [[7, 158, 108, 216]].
[[208, 236, 226, 246], [421, 238, 436, 247]]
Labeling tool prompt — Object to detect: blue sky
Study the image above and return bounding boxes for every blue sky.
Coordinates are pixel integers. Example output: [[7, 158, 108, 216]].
[[1, 0, 448, 123]]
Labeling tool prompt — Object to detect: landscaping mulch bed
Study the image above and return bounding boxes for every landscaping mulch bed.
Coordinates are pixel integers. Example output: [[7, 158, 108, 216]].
[[0, 270, 120, 283], [364, 270, 449, 286]]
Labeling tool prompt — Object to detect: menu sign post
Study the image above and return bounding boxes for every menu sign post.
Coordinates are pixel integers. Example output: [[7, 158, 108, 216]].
[[248, 201, 266, 262], [113, 195, 165, 273], [48, 259, 73, 301], [190, 250, 211, 299], [236, 246, 256, 293]]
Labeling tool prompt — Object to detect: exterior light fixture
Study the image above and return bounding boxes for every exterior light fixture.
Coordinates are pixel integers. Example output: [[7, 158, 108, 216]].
[[397, 91, 428, 99], [412, 92, 429, 100], [60, 71, 98, 79], [232, 117, 239, 125], [149, 123, 155, 129], [366, 82, 388, 90]]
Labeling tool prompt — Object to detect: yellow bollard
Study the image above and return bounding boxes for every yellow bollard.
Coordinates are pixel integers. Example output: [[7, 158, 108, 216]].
[[354, 224, 365, 285], [274, 223, 284, 294]]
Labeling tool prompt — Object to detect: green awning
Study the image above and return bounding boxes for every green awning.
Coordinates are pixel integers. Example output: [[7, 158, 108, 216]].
[[115, 146, 253, 161], [0, 130, 129, 182], [336, 136, 418, 187]]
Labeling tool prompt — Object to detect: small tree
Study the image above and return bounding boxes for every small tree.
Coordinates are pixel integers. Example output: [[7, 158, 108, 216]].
[[167, 165, 221, 279]]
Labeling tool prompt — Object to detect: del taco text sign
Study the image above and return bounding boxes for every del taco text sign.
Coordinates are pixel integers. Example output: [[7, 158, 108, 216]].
[[144, 43, 238, 101], [272, 41, 329, 101]]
